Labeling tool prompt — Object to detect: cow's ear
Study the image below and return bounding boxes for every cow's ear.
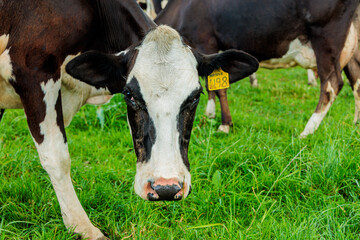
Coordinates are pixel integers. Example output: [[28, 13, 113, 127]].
[[194, 49, 259, 83], [65, 51, 129, 93]]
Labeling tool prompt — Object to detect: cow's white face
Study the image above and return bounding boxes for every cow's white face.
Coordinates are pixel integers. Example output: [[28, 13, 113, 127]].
[[126, 27, 201, 200], [65, 25, 259, 201]]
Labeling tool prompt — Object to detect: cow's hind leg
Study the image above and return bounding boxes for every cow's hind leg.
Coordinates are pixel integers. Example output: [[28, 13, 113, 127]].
[[249, 73, 259, 87], [300, 25, 351, 138], [14, 73, 105, 239], [307, 69, 317, 86], [344, 50, 360, 124]]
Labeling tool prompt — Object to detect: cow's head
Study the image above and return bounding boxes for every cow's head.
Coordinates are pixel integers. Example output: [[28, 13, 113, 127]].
[[66, 25, 258, 201]]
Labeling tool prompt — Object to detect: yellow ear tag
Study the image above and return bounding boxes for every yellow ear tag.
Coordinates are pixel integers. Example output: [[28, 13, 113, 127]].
[[207, 68, 230, 91]]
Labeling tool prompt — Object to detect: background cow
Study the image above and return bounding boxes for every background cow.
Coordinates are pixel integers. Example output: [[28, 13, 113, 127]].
[[137, 0, 168, 18], [249, 38, 319, 88], [156, 0, 360, 137], [0, 0, 258, 239]]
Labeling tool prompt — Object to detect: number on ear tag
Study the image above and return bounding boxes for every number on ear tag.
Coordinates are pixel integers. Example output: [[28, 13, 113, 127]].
[[207, 68, 230, 91]]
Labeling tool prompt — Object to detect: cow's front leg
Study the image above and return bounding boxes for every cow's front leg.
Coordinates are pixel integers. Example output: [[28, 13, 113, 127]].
[[205, 90, 216, 119], [215, 88, 232, 133], [249, 73, 259, 87], [15, 75, 105, 240]]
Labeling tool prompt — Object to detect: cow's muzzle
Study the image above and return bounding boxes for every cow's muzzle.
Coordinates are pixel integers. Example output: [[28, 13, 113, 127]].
[[146, 178, 185, 201]]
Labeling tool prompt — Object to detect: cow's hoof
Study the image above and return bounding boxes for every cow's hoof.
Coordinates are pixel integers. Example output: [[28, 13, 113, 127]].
[[205, 111, 216, 119], [217, 125, 230, 133], [307, 81, 317, 87], [354, 116, 359, 125], [299, 132, 308, 139], [72, 226, 105, 240], [96, 237, 110, 240], [251, 80, 259, 88]]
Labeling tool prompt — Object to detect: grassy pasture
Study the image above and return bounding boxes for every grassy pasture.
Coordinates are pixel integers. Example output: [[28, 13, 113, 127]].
[[1, 67, 360, 239]]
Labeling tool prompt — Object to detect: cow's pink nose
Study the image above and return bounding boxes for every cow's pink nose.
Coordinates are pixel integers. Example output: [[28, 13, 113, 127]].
[[146, 178, 183, 201]]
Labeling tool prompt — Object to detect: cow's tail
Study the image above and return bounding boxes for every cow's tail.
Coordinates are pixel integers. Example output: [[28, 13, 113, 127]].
[[0, 34, 9, 54]]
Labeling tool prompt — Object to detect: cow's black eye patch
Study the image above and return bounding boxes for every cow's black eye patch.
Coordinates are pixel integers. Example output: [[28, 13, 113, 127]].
[[192, 91, 203, 106], [122, 78, 147, 109], [180, 88, 203, 112], [122, 89, 136, 107]]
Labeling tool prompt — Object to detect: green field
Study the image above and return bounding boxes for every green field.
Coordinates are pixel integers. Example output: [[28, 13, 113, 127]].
[[1, 67, 360, 239]]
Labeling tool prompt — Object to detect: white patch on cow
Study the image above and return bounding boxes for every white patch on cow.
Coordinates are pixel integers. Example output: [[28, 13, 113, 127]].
[[129, 26, 199, 199], [0, 34, 22, 109], [353, 79, 360, 124], [340, 23, 357, 69], [205, 99, 216, 119], [115, 49, 129, 56], [307, 69, 317, 86], [300, 82, 336, 138], [0, 34, 13, 81], [60, 55, 111, 127], [35, 79, 103, 239]]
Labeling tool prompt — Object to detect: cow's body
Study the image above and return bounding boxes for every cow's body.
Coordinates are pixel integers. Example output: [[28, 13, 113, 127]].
[[156, 0, 360, 136], [0, 1, 154, 239], [0, 0, 259, 239]]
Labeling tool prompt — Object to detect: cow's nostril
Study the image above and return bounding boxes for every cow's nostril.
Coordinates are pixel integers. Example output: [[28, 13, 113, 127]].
[[147, 192, 159, 201], [150, 182, 182, 201]]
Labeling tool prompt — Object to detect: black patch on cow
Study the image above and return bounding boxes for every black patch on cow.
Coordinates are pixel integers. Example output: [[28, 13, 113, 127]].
[[177, 87, 202, 170], [125, 78, 156, 163], [55, 90, 67, 143]]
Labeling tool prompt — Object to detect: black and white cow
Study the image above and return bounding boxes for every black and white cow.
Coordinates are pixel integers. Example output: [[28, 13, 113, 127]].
[[156, 0, 360, 137], [0, 0, 258, 239]]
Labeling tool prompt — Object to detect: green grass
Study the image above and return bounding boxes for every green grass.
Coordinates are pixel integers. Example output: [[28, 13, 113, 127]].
[[1, 67, 360, 239]]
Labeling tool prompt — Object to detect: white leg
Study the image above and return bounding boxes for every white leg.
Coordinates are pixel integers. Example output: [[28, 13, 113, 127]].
[[35, 79, 104, 240], [307, 69, 317, 86], [249, 73, 259, 87], [300, 82, 336, 138], [205, 98, 216, 119]]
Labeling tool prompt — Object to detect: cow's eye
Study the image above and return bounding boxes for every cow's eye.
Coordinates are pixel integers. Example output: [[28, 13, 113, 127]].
[[122, 89, 136, 106], [192, 92, 202, 105]]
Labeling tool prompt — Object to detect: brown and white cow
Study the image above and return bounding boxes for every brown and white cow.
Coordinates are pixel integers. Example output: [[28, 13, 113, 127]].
[[0, 0, 258, 239], [156, 0, 360, 137]]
